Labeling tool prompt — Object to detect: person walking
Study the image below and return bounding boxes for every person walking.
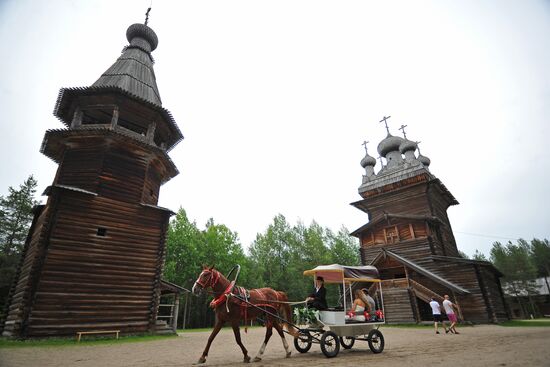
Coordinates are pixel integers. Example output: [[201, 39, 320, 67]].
[[442, 295, 460, 334], [429, 296, 449, 334]]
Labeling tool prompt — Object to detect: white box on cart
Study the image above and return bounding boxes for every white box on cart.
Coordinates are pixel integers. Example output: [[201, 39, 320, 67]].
[[319, 311, 345, 325]]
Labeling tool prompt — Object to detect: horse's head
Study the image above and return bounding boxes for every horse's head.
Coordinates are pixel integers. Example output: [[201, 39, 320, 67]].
[[191, 265, 220, 295]]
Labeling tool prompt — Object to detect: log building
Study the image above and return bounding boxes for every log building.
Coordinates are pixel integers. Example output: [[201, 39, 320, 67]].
[[1, 21, 184, 337], [351, 123, 509, 323]]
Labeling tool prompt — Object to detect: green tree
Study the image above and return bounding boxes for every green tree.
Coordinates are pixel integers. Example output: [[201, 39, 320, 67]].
[[490, 239, 538, 317], [326, 227, 360, 265], [0, 176, 39, 255], [472, 249, 488, 261], [163, 208, 248, 328], [0, 175, 39, 313], [530, 238, 550, 294], [249, 215, 361, 308]]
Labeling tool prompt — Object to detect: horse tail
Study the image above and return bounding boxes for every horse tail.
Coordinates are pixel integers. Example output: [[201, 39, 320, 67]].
[[278, 291, 299, 337]]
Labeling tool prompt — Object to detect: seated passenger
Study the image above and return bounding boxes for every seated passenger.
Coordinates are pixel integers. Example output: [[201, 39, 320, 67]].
[[305, 276, 327, 310], [361, 288, 376, 313], [345, 289, 367, 322]]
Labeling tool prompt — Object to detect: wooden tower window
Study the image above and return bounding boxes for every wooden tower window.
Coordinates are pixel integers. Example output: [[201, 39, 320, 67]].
[[384, 225, 399, 244], [96, 227, 107, 237], [81, 105, 116, 125]]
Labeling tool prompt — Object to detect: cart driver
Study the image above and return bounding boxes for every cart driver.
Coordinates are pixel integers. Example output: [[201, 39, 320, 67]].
[[305, 276, 327, 310]]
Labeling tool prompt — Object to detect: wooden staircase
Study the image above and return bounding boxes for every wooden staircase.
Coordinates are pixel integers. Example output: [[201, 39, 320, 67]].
[[369, 278, 452, 323]]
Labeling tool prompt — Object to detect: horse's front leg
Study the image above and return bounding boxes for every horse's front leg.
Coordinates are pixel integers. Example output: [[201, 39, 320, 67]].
[[273, 321, 292, 358], [198, 318, 225, 364], [253, 324, 273, 362], [231, 320, 250, 363]]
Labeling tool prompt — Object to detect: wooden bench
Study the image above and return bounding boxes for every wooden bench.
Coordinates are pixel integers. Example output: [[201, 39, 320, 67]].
[[76, 330, 120, 342]]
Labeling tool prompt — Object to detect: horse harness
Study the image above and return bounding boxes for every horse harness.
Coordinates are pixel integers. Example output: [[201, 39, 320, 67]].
[[209, 280, 279, 330]]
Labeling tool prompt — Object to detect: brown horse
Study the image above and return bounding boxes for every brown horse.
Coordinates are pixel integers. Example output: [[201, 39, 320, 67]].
[[191, 266, 298, 364]]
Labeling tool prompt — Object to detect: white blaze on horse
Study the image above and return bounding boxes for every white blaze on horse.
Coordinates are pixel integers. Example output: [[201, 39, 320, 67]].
[[192, 265, 298, 364]]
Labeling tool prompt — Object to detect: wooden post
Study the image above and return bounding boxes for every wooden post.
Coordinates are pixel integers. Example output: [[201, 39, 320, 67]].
[[111, 106, 119, 128], [409, 223, 415, 239], [182, 292, 189, 330], [452, 291, 464, 321], [172, 294, 180, 333], [146, 122, 156, 144], [71, 108, 82, 128]]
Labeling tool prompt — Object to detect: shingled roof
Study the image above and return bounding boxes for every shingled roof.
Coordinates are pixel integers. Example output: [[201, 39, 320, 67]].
[[92, 23, 162, 106]]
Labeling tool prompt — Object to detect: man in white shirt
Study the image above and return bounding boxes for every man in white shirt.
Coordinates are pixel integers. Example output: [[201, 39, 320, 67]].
[[442, 295, 460, 334], [429, 297, 449, 334]]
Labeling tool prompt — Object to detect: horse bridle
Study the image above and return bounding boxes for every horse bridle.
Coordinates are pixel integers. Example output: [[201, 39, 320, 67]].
[[195, 269, 221, 290]]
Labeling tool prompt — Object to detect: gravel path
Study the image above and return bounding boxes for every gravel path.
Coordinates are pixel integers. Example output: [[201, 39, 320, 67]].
[[1, 325, 549, 367]]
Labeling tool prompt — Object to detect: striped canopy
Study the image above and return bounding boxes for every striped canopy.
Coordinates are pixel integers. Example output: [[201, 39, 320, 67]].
[[303, 264, 380, 283]]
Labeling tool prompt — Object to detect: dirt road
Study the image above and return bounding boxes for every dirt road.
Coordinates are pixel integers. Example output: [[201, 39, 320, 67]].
[[1, 325, 549, 367]]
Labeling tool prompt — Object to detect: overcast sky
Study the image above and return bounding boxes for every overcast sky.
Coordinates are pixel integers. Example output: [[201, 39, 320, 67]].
[[0, 0, 548, 257]]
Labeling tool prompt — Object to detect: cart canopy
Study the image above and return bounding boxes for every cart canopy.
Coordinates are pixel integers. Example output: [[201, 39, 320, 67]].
[[303, 264, 380, 283]]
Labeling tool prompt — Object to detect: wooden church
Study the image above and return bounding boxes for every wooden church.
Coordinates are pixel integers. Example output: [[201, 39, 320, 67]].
[[1, 20, 184, 337], [352, 120, 508, 323]]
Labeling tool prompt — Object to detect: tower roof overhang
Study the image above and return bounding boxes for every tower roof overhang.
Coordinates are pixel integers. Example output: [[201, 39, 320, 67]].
[[41, 128, 179, 184], [53, 86, 183, 151]]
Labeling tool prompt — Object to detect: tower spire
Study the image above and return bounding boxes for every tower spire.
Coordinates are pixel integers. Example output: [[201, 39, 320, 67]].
[[145, 7, 151, 25], [398, 124, 408, 139], [362, 140, 370, 153], [379, 115, 391, 135]]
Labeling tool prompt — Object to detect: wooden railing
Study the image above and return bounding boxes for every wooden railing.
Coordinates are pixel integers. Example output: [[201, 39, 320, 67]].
[[381, 279, 409, 289], [368, 278, 463, 321], [408, 279, 444, 303]]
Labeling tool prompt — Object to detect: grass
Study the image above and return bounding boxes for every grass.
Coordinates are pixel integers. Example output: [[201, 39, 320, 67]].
[[0, 326, 263, 348], [0, 333, 176, 349], [498, 318, 550, 327]]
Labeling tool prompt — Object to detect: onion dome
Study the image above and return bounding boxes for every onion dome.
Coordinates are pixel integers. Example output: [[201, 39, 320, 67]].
[[377, 134, 405, 157], [360, 153, 376, 168], [399, 139, 417, 154], [126, 23, 158, 52], [418, 154, 431, 167]]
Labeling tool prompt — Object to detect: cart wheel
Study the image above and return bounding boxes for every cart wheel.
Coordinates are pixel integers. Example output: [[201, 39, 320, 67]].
[[339, 336, 355, 349], [294, 331, 312, 353], [367, 329, 385, 353], [320, 331, 340, 358]]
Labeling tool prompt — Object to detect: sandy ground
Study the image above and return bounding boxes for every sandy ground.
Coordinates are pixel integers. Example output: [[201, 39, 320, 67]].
[[1, 325, 549, 367]]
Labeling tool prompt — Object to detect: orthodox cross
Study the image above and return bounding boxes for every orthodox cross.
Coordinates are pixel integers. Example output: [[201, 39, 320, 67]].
[[379, 116, 391, 135], [145, 7, 152, 25], [377, 156, 384, 167], [416, 141, 422, 154], [399, 124, 408, 139], [362, 140, 369, 153]]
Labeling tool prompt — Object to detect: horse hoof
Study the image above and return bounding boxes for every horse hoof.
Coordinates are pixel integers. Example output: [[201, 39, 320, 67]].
[[253, 357, 262, 362], [196, 357, 207, 364], [244, 356, 251, 363], [286, 351, 292, 358]]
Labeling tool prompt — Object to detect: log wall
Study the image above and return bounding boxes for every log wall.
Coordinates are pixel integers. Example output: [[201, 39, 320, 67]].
[[6, 190, 170, 337], [1, 205, 51, 337]]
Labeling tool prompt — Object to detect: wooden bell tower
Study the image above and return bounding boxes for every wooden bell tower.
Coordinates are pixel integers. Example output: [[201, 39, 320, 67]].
[[1, 21, 183, 337]]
